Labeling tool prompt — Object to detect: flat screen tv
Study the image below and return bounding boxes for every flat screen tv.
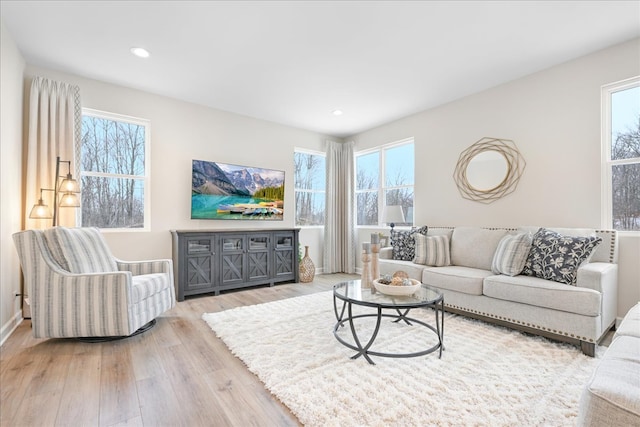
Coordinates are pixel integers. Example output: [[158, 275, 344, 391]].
[[191, 159, 285, 221]]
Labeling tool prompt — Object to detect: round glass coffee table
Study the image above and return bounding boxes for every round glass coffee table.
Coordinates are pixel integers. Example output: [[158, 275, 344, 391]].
[[333, 280, 444, 364]]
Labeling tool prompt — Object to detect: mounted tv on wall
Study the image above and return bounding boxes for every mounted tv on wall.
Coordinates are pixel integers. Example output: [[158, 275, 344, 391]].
[[191, 159, 285, 221]]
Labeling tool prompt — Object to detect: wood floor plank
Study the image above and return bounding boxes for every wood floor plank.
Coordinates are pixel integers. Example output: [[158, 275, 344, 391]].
[[129, 328, 167, 382], [0, 353, 57, 425], [8, 385, 63, 427], [155, 343, 234, 426], [136, 375, 184, 426], [55, 354, 102, 425], [99, 343, 142, 426], [0, 274, 356, 426], [202, 369, 298, 427]]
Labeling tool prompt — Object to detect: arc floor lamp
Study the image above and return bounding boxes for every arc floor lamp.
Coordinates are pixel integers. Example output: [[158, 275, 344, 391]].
[[29, 156, 81, 226]]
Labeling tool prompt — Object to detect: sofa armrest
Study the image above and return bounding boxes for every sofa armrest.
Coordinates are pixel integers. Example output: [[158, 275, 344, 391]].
[[576, 262, 617, 294], [380, 247, 393, 260], [577, 262, 618, 334]]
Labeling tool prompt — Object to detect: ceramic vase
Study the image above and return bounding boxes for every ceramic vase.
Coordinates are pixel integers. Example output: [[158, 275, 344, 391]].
[[299, 246, 315, 283]]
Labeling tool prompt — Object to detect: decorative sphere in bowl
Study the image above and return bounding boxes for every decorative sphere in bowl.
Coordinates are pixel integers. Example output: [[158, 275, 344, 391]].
[[373, 278, 422, 296]]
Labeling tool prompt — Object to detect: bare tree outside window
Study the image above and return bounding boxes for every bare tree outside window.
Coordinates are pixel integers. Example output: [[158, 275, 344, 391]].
[[607, 82, 640, 231], [80, 112, 149, 229], [294, 151, 325, 226], [611, 116, 640, 230], [356, 140, 414, 226]]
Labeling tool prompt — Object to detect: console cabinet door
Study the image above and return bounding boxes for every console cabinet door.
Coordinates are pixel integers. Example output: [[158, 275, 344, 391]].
[[183, 236, 216, 296], [273, 231, 296, 281], [220, 234, 246, 287], [247, 234, 270, 282]]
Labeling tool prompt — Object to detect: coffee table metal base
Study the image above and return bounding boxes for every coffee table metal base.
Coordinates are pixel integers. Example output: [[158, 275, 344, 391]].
[[333, 297, 444, 365]]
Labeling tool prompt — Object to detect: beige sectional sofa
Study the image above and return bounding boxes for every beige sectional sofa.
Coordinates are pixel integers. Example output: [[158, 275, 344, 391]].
[[578, 302, 640, 426], [378, 226, 618, 356]]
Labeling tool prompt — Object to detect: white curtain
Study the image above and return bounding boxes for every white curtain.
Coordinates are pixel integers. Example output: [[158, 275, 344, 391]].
[[323, 140, 356, 273], [24, 76, 81, 230]]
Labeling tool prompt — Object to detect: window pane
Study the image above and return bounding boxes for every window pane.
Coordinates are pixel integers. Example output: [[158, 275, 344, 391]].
[[294, 151, 326, 226], [356, 152, 379, 190], [611, 86, 640, 161], [81, 116, 146, 175], [81, 176, 144, 228], [385, 144, 414, 186], [356, 191, 378, 225], [294, 152, 326, 190], [612, 163, 640, 231], [385, 188, 414, 226], [295, 191, 325, 226]]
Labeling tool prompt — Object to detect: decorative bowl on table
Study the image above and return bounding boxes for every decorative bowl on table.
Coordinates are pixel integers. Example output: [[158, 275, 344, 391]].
[[373, 278, 422, 296]]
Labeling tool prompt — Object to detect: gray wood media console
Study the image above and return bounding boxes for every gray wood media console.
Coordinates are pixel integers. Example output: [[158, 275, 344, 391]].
[[171, 228, 300, 301]]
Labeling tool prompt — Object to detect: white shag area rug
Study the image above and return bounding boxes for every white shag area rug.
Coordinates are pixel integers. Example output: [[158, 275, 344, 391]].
[[202, 291, 601, 427]]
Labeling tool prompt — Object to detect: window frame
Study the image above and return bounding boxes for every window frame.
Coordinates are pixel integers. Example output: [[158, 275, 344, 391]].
[[355, 137, 415, 228], [80, 108, 151, 232], [293, 147, 326, 228], [601, 76, 640, 234]]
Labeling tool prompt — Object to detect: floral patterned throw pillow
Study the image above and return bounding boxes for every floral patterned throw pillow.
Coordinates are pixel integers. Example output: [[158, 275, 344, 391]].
[[522, 228, 602, 285], [391, 226, 428, 261]]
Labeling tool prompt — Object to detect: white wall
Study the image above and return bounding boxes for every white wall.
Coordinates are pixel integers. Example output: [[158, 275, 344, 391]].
[[0, 20, 26, 344], [21, 65, 330, 274], [352, 38, 640, 318]]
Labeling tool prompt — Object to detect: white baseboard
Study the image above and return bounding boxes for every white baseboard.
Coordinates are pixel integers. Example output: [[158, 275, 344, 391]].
[[0, 310, 23, 347]]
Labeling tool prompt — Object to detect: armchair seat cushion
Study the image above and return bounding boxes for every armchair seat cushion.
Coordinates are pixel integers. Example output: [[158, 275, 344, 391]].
[[131, 273, 173, 304]]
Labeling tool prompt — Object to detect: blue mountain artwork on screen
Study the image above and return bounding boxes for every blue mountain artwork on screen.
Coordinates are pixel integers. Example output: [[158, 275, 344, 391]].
[[191, 159, 285, 220]]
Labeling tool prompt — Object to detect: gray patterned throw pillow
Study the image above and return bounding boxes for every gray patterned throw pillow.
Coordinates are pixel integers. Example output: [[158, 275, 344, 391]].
[[522, 228, 601, 285], [391, 226, 428, 261]]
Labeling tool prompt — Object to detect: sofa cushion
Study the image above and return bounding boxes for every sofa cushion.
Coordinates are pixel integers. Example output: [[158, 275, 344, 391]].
[[577, 335, 640, 427], [43, 226, 118, 274], [422, 266, 491, 296], [414, 234, 451, 267], [450, 227, 508, 270], [483, 274, 601, 316], [391, 226, 428, 261], [491, 232, 533, 276], [522, 228, 602, 285], [615, 302, 640, 340]]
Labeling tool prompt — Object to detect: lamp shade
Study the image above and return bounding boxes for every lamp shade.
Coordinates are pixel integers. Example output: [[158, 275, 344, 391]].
[[382, 205, 405, 225], [59, 176, 80, 193], [59, 192, 80, 207], [29, 199, 53, 219]]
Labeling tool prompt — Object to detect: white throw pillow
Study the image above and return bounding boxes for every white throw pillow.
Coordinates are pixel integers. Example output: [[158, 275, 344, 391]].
[[414, 234, 451, 267], [491, 232, 533, 276]]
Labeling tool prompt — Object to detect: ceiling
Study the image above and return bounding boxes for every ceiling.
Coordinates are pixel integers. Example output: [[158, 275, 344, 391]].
[[2, 1, 639, 138]]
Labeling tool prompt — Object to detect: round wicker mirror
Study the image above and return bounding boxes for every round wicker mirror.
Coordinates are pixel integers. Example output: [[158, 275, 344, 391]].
[[453, 137, 525, 203]]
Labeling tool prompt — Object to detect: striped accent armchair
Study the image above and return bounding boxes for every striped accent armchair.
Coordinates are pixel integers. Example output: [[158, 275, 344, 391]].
[[13, 227, 175, 338]]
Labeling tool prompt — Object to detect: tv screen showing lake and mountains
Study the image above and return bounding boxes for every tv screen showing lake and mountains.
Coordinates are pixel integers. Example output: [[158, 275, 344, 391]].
[[191, 159, 285, 221]]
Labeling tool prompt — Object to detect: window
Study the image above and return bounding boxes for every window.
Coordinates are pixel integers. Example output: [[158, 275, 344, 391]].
[[294, 150, 326, 226], [80, 109, 150, 230], [602, 77, 640, 232], [355, 139, 414, 226]]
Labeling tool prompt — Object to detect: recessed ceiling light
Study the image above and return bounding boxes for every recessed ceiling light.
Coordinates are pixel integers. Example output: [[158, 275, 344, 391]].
[[332, 109, 343, 116], [130, 47, 150, 58]]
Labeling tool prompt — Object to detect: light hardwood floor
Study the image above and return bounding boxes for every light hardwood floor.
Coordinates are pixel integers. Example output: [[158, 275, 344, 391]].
[[0, 273, 358, 427]]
